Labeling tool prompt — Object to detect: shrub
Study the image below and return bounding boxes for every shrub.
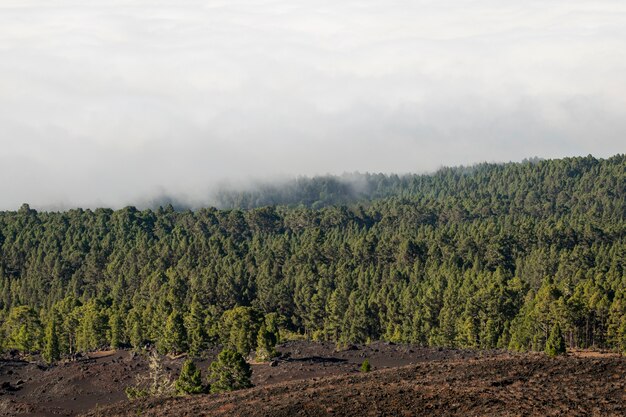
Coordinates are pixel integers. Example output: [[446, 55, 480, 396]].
[[175, 359, 204, 395], [360, 358, 371, 372], [124, 386, 148, 400], [208, 349, 253, 393], [125, 352, 175, 399]]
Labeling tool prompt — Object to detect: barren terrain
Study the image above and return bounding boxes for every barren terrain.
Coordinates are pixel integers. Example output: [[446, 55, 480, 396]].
[[0, 342, 624, 416]]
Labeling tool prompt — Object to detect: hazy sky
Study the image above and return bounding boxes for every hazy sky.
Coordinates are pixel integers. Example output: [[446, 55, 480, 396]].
[[1, 0, 625, 209]]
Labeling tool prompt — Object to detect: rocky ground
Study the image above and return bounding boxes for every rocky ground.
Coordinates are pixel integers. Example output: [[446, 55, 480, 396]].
[[0, 342, 623, 416]]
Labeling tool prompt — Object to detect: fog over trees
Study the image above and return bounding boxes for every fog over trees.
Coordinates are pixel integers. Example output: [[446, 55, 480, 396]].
[[0, 155, 623, 358]]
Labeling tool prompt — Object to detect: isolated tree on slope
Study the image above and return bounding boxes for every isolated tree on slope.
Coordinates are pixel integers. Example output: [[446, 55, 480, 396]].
[[360, 358, 371, 372], [175, 359, 204, 395], [208, 349, 253, 393]]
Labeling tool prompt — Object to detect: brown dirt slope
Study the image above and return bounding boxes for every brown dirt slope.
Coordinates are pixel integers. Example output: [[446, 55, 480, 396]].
[[84, 354, 626, 417], [0, 342, 486, 416]]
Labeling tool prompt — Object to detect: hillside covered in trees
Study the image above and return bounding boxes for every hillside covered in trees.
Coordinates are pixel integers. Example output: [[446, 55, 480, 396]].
[[0, 154, 624, 360]]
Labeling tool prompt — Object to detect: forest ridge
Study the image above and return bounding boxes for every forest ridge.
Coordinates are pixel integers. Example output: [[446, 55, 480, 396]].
[[0, 154, 624, 358]]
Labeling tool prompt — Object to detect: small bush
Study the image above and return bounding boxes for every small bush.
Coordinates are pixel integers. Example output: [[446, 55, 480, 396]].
[[360, 358, 371, 372], [125, 351, 175, 400], [175, 359, 204, 395], [208, 349, 253, 393], [125, 386, 148, 400]]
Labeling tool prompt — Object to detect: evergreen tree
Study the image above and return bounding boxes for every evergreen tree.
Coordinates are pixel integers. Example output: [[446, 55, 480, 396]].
[[175, 359, 204, 395], [0, 155, 623, 356], [186, 296, 208, 357], [360, 358, 371, 372], [109, 311, 123, 349], [219, 307, 263, 356], [208, 349, 253, 393], [4, 306, 42, 353], [617, 318, 626, 354], [545, 322, 567, 357], [255, 322, 277, 362], [162, 310, 188, 354], [76, 301, 108, 352], [43, 317, 61, 364], [127, 309, 144, 350], [264, 312, 281, 345]]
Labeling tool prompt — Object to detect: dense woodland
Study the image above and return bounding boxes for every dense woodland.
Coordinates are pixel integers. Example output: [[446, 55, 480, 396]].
[[0, 154, 624, 361]]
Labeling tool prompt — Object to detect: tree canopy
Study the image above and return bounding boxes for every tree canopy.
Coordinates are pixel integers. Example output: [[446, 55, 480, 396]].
[[0, 154, 623, 358]]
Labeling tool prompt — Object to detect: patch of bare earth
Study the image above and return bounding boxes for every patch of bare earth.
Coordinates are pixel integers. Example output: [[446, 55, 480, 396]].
[[1, 343, 624, 416], [85, 353, 626, 417]]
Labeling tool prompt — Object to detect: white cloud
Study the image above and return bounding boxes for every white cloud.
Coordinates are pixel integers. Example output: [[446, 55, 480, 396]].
[[0, 0, 625, 209]]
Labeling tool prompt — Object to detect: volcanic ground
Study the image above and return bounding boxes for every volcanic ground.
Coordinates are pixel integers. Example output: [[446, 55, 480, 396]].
[[0, 342, 624, 416]]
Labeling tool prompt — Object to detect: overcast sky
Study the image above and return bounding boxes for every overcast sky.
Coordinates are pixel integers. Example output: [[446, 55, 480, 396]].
[[1, 0, 625, 209]]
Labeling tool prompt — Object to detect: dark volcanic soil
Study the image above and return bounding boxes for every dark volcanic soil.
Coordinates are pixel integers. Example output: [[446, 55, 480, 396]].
[[0, 342, 624, 417], [88, 354, 626, 417]]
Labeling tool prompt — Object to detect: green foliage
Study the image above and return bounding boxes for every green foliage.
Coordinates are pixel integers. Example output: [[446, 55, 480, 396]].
[[42, 317, 61, 364], [127, 309, 144, 350], [175, 359, 204, 395], [162, 310, 188, 354], [545, 323, 567, 357], [219, 307, 263, 356], [124, 386, 148, 400], [76, 300, 108, 352], [264, 313, 282, 345], [255, 321, 277, 362], [4, 306, 42, 353], [0, 155, 623, 357], [109, 312, 123, 349], [360, 358, 371, 372], [208, 349, 253, 393], [617, 319, 626, 354], [186, 296, 208, 357]]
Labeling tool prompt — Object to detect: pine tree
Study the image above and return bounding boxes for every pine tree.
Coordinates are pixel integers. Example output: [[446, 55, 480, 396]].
[[43, 318, 61, 364], [186, 296, 208, 357], [264, 312, 281, 345], [127, 310, 144, 350], [175, 359, 204, 395], [109, 312, 123, 349], [545, 322, 566, 357], [76, 301, 107, 352], [219, 307, 262, 356], [4, 306, 43, 353], [617, 317, 626, 354], [162, 310, 188, 354], [255, 322, 277, 362], [208, 349, 253, 393], [360, 358, 371, 372]]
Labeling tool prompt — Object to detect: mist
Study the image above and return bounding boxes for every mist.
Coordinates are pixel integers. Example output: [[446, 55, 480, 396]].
[[1, 0, 625, 210]]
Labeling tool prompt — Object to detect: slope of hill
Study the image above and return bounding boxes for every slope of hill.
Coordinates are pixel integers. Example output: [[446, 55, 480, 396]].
[[85, 351, 626, 417], [210, 155, 622, 209], [0, 154, 624, 358]]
